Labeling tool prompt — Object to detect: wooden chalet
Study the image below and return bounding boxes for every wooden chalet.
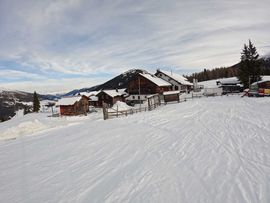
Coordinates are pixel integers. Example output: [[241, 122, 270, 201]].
[[216, 78, 243, 94], [96, 89, 126, 107], [79, 91, 100, 107], [126, 73, 171, 103], [56, 95, 89, 116], [155, 69, 193, 92]]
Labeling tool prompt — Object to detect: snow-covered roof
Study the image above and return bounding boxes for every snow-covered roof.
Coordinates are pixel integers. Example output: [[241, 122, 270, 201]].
[[101, 89, 127, 98], [262, 75, 270, 81], [159, 70, 193, 86], [198, 79, 220, 88], [217, 77, 240, 85], [251, 76, 270, 85], [80, 91, 100, 97], [89, 96, 98, 101], [163, 91, 180, 95], [56, 96, 85, 106], [139, 73, 171, 87]]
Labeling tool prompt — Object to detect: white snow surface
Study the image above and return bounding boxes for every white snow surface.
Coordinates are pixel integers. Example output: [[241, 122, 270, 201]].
[[110, 101, 132, 112], [0, 96, 270, 203], [198, 79, 219, 88], [139, 73, 171, 87]]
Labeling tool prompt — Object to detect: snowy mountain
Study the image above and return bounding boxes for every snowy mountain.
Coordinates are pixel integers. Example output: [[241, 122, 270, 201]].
[[0, 90, 59, 121], [230, 56, 270, 71], [65, 69, 149, 96]]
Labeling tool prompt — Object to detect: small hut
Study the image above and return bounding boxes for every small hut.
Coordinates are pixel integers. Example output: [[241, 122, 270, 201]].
[[163, 91, 180, 104], [56, 95, 89, 116], [97, 89, 127, 107]]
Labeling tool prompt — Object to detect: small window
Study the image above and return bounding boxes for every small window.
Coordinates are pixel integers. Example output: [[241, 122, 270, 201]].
[[138, 96, 140, 99], [145, 96, 147, 98], [132, 96, 135, 99]]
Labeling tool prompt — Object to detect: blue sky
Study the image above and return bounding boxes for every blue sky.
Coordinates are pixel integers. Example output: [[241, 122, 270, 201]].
[[0, 0, 269, 93]]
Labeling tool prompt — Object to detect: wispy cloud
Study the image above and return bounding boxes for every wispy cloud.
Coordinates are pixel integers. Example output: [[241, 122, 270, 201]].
[[0, 0, 269, 92]]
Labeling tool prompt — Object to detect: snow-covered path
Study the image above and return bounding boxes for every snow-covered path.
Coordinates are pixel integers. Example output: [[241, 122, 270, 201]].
[[0, 96, 270, 203]]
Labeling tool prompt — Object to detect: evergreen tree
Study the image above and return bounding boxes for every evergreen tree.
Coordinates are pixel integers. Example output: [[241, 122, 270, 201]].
[[33, 91, 40, 112], [238, 40, 262, 88]]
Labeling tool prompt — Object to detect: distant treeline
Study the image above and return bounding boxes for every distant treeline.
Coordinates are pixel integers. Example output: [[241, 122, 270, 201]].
[[185, 58, 270, 82]]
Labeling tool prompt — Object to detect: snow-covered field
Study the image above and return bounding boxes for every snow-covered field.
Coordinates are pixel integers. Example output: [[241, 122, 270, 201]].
[[0, 96, 270, 203]]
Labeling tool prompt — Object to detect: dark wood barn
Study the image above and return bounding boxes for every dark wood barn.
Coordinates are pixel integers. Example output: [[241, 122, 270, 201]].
[[127, 73, 171, 95], [57, 95, 89, 116], [97, 89, 126, 107], [216, 78, 243, 94], [163, 91, 180, 104]]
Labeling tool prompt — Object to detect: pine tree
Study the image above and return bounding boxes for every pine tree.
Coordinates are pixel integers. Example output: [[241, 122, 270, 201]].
[[238, 40, 262, 88], [33, 91, 40, 112]]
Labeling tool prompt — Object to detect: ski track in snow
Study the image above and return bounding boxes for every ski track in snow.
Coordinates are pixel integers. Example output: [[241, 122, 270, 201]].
[[0, 96, 270, 203]]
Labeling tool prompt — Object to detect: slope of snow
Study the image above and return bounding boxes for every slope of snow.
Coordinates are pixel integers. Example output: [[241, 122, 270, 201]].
[[198, 78, 220, 88], [0, 96, 270, 203], [262, 75, 270, 82], [0, 112, 102, 141]]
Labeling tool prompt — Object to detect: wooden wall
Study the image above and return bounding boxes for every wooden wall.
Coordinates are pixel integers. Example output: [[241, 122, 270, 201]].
[[60, 97, 89, 116], [127, 74, 171, 95]]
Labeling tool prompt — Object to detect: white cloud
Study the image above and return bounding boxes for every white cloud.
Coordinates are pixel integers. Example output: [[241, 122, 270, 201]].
[[0, 0, 269, 92], [0, 69, 45, 80]]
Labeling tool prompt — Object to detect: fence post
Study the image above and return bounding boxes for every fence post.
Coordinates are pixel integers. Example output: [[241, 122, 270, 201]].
[[148, 98, 151, 111], [116, 106, 118, 117], [102, 103, 108, 120]]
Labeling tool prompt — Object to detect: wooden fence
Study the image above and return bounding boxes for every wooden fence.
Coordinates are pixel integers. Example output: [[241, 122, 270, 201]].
[[103, 94, 161, 120]]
